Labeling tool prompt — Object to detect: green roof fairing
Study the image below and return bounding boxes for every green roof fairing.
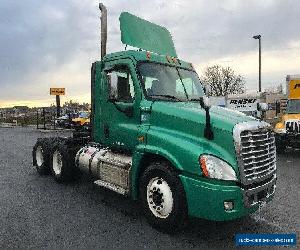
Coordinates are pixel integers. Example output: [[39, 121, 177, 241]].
[[119, 12, 177, 57]]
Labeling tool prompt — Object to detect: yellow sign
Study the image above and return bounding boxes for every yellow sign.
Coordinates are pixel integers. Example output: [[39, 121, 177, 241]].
[[50, 88, 65, 96], [288, 80, 300, 99]]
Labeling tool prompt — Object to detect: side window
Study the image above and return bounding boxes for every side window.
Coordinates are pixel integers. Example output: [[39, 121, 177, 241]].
[[175, 79, 187, 98], [107, 68, 135, 102], [176, 78, 198, 98]]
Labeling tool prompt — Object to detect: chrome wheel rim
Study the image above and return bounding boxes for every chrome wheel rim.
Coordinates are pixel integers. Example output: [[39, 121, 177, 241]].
[[52, 150, 62, 175], [36, 146, 44, 167], [146, 177, 173, 218]]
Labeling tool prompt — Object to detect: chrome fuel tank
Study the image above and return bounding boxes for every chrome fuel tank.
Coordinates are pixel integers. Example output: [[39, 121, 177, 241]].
[[75, 145, 132, 191]]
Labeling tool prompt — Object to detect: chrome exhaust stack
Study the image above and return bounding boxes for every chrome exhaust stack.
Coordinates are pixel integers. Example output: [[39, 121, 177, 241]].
[[99, 3, 107, 59]]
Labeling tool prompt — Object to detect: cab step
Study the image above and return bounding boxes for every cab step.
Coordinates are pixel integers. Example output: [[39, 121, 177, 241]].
[[94, 179, 129, 195]]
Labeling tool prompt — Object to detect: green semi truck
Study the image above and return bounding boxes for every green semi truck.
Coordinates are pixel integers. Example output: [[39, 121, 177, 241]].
[[32, 3, 277, 232]]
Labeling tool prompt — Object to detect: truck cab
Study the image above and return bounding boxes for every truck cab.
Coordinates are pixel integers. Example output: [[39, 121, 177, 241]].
[[32, 6, 277, 232], [274, 75, 300, 151]]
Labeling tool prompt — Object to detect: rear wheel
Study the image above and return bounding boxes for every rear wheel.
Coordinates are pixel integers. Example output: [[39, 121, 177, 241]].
[[32, 138, 53, 175], [139, 161, 188, 233], [50, 141, 74, 182]]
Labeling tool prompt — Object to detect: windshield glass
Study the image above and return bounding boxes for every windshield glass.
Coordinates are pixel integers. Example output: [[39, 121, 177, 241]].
[[138, 62, 205, 101], [286, 99, 300, 113]]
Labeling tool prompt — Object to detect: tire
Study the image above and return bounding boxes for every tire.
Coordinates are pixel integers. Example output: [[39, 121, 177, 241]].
[[276, 140, 286, 154], [276, 144, 286, 154], [32, 138, 53, 175], [139, 161, 188, 233], [50, 140, 75, 183]]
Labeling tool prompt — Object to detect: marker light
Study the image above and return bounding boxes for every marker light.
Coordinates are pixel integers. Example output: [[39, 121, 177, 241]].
[[146, 51, 151, 60]]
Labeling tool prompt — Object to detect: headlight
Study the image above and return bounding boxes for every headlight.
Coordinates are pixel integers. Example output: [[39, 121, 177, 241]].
[[199, 155, 237, 181], [274, 127, 286, 134], [274, 123, 285, 134]]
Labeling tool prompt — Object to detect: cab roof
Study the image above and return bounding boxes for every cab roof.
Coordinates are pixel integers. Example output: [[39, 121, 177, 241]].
[[102, 50, 194, 70]]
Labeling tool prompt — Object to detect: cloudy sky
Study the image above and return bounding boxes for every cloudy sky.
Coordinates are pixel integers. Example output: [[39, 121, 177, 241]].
[[1, 0, 300, 107]]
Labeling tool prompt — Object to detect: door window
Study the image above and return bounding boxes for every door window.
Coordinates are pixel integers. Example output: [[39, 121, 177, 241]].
[[107, 68, 135, 102]]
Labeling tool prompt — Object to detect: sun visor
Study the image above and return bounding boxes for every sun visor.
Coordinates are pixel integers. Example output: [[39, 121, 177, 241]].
[[119, 12, 177, 57]]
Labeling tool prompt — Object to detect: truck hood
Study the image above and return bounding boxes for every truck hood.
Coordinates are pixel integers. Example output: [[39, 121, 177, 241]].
[[149, 101, 256, 171], [150, 101, 255, 133]]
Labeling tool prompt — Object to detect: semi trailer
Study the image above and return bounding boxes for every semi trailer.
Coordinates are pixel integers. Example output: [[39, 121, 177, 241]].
[[32, 3, 277, 232]]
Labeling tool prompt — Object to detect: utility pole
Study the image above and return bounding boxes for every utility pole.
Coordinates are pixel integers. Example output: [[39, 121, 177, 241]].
[[253, 35, 261, 92]]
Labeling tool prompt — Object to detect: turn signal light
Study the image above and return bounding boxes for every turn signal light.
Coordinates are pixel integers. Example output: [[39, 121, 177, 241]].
[[199, 156, 209, 177]]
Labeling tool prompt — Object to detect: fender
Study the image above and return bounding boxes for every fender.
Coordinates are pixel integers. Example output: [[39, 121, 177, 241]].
[[130, 126, 238, 199]]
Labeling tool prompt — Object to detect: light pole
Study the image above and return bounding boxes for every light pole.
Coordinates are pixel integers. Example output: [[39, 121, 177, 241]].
[[253, 35, 261, 92]]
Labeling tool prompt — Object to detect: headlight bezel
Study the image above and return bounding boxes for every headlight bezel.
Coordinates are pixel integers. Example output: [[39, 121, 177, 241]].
[[199, 154, 238, 181]]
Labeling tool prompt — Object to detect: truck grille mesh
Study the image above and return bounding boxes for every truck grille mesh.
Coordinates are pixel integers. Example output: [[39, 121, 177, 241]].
[[285, 120, 300, 134], [240, 129, 276, 181]]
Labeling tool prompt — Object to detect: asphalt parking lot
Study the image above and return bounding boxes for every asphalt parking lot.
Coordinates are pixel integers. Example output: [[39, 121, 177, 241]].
[[0, 126, 299, 248]]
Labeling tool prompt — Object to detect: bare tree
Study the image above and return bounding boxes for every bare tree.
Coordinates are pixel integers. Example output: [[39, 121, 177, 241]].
[[201, 65, 245, 96]]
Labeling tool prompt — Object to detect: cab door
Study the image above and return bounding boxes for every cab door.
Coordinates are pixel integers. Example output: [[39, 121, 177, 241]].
[[100, 59, 141, 152]]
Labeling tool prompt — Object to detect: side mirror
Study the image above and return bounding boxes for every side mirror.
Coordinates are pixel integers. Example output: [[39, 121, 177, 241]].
[[199, 96, 213, 140], [257, 102, 268, 112], [200, 96, 211, 109]]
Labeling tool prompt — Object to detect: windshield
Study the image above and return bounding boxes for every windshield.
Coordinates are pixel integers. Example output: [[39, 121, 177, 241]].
[[138, 62, 205, 101], [286, 99, 300, 113]]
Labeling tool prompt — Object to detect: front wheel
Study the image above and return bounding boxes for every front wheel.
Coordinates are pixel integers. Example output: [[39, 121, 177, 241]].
[[275, 138, 286, 154], [139, 161, 188, 233]]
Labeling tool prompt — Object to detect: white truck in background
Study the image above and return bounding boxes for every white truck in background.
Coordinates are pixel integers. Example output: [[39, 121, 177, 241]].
[[225, 94, 267, 118]]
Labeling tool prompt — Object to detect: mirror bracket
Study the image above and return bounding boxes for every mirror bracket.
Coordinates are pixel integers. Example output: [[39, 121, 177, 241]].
[[200, 97, 214, 140]]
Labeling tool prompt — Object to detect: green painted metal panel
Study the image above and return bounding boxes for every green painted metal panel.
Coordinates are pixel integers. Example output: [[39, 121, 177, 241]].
[[179, 175, 262, 220], [119, 12, 177, 57]]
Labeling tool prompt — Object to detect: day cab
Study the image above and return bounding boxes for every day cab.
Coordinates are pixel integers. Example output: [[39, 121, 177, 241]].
[[33, 8, 277, 232]]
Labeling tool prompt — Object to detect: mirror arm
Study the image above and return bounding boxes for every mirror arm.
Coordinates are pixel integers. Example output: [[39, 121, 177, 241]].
[[199, 97, 214, 140], [204, 107, 214, 140]]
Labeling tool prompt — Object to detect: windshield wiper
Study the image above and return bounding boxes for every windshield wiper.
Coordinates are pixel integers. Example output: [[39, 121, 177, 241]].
[[149, 94, 182, 102]]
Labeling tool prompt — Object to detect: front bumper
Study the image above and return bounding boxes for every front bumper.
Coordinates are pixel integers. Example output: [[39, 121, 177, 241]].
[[180, 175, 275, 221]]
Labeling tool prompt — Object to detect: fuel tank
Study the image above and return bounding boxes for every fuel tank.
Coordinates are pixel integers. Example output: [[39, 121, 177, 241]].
[[75, 144, 132, 191]]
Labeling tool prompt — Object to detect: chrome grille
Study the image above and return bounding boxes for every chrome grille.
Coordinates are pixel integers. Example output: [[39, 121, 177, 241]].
[[285, 120, 300, 134], [233, 121, 277, 207], [240, 128, 276, 182]]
